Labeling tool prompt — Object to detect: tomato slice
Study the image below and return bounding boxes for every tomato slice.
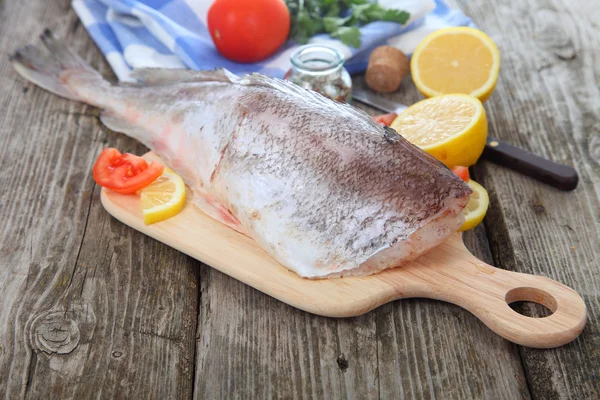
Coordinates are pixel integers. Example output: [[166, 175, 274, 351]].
[[372, 113, 398, 127], [92, 148, 164, 194], [451, 166, 470, 182]]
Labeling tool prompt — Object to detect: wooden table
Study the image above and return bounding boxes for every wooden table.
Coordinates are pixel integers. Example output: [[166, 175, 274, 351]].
[[1, 0, 598, 398]]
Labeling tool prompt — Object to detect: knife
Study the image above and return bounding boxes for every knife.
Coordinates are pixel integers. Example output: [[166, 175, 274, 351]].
[[352, 87, 579, 191]]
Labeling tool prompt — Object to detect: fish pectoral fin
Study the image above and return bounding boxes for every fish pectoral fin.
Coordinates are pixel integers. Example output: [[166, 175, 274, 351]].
[[190, 192, 247, 236], [129, 68, 238, 86], [100, 112, 151, 141]]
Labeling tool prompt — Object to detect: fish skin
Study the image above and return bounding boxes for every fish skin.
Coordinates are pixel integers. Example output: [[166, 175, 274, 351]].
[[11, 32, 472, 278], [211, 79, 471, 276]]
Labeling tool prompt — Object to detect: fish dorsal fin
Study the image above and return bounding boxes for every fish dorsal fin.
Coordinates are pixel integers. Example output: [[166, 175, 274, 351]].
[[238, 73, 332, 104], [130, 68, 383, 132], [239, 73, 338, 108], [130, 68, 238, 86], [239, 73, 384, 130]]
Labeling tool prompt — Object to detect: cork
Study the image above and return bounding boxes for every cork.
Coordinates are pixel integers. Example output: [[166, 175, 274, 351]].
[[365, 46, 409, 93]]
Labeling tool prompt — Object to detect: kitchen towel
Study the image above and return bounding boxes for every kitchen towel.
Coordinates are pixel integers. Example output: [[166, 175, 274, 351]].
[[72, 0, 474, 82]]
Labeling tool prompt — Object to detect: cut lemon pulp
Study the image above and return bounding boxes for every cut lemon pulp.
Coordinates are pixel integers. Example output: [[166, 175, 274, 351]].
[[459, 179, 489, 231], [390, 94, 487, 167], [140, 168, 186, 225], [411, 27, 500, 102]]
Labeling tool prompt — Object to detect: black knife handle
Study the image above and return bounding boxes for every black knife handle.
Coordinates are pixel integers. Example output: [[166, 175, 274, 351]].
[[482, 137, 578, 191]]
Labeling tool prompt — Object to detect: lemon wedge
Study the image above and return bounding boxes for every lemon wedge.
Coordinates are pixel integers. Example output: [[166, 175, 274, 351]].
[[459, 179, 489, 231], [390, 94, 487, 167], [140, 168, 186, 225], [410, 27, 500, 102]]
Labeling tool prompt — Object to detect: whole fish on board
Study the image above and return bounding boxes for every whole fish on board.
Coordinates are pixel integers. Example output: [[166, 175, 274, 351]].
[[11, 31, 471, 278]]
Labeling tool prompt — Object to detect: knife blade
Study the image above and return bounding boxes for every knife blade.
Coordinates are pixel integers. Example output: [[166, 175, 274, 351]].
[[352, 87, 578, 191], [353, 88, 408, 114]]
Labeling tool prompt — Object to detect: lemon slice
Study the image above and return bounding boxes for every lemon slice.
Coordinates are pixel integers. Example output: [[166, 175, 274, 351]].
[[459, 179, 489, 231], [411, 27, 500, 102], [140, 168, 186, 225], [390, 94, 487, 167]]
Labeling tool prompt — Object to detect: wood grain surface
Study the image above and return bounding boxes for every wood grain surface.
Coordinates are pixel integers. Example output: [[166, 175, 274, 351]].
[[0, 2, 198, 399], [0, 0, 597, 399], [454, 0, 600, 398]]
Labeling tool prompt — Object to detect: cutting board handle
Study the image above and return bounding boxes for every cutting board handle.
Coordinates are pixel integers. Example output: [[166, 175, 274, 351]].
[[405, 236, 587, 348]]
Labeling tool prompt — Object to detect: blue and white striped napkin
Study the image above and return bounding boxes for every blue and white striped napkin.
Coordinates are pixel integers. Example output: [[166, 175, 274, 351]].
[[72, 0, 475, 82]]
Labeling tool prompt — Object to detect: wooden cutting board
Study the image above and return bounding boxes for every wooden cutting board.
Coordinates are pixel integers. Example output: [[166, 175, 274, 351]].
[[100, 153, 587, 349]]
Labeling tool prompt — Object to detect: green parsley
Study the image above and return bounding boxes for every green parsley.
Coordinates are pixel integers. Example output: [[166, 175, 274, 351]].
[[285, 0, 410, 48]]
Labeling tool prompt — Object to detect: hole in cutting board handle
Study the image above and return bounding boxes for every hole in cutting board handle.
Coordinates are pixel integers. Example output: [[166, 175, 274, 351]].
[[505, 287, 557, 318]]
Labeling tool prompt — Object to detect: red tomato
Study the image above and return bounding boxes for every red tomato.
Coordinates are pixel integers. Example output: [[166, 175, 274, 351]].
[[451, 166, 470, 182], [207, 0, 290, 63], [372, 113, 398, 127], [92, 148, 164, 194]]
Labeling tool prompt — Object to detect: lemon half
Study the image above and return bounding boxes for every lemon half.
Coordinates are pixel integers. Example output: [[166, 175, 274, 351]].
[[411, 27, 500, 102], [390, 94, 487, 167], [140, 168, 186, 225]]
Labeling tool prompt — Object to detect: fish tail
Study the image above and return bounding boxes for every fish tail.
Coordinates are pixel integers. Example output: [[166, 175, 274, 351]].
[[10, 29, 109, 105]]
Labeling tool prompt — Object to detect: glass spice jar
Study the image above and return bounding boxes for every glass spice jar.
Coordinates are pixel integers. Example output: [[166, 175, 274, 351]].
[[284, 44, 352, 103]]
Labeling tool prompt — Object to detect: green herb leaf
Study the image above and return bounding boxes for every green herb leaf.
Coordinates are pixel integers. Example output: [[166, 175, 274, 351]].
[[323, 16, 350, 33], [324, 3, 341, 18], [350, 3, 375, 24], [342, 0, 368, 6], [285, 0, 410, 46], [331, 26, 362, 48], [372, 8, 411, 24]]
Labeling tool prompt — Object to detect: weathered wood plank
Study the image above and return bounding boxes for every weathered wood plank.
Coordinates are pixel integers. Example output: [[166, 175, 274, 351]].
[[455, 0, 600, 398], [375, 230, 531, 400], [0, 1, 199, 398], [195, 265, 380, 399]]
